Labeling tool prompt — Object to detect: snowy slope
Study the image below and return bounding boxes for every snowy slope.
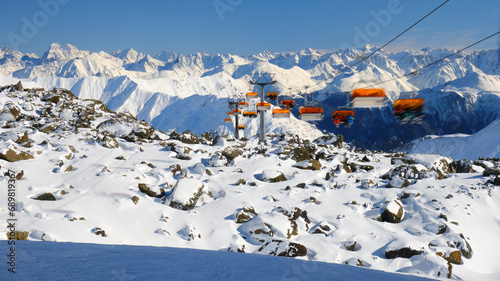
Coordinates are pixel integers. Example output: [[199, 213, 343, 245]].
[[1, 241, 436, 281], [0, 43, 499, 150], [1, 85, 499, 280], [0, 74, 323, 140], [406, 119, 500, 160]]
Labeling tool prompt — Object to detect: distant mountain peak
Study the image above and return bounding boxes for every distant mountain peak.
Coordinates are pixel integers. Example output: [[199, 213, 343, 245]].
[[112, 48, 145, 64], [41, 42, 89, 61]]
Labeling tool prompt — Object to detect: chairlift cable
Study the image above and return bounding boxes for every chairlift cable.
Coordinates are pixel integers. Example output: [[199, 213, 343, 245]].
[[348, 0, 450, 70], [362, 31, 500, 88], [288, 0, 451, 95]]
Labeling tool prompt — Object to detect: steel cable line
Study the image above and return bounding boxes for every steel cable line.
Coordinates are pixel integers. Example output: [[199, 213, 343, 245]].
[[362, 31, 500, 89], [277, 31, 499, 99], [349, 0, 450, 71], [278, 0, 450, 96]]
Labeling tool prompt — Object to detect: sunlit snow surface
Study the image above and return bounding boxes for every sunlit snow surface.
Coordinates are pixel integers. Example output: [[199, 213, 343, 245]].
[[1, 241, 437, 281], [407, 119, 500, 160]]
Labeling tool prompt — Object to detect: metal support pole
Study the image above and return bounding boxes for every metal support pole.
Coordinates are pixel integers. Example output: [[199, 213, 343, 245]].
[[259, 84, 265, 143], [235, 114, 239, 140], [249, 72, 275, 144]]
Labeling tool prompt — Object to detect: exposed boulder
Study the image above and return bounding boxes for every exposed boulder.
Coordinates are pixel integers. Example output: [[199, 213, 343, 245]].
[[295, 183, 306, 188], [293, 159, 321, 171], [33, 193, 57, 201], [260, 169, 287, 182], [311, 222, 335, 235], [178, 225, 201, 241], [222, 146, 243, 162], [429, 233, 473, 260], [490, 176, 500, 186], [424, 223, 448, 235], [235, 179, 246, 186], [360, 179, 376, 189], [386, 247, 423, 259], [0, 103, 21, 121], [138, 183, 164, 198], [236, 207, 258, 223], [15, 170, 24, 180], [385, 240, 425, 259], [342, 240, 358, 251], [325, 168, 335, 180], [169, 178, 204, 210], [14, 81, 23, 91], [483, 168, 500, 177], [16, 131, 29, 144], [101, 136, 119, 149], [291, 142, 316, 162], [208, 153, 226, 167], [6, 231, 29, 240], [39, 123, 58, 134], [131, 120, 155, 139], [167, 143, 192, 160], [41, 94, 61, 104], [257, 239, 307, 258], [436, 250, 462, 265], [212, 135, 226, 146], [333, 134, 343, 148], [387, 177, 410, 188], [449, 160, 473, 173], [379, 199, 404, 223], [357, 164, 374, 171], [170, 131, 205, 144], [0, 149, 34, 162], [239, 217, 275, 242], [381, 165, 424, 180], [64, 165, 75, 172], [91, 227, 107, 237]]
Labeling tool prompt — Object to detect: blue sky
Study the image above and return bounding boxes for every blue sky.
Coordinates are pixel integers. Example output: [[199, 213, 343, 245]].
[[0, 0, 498, 56]]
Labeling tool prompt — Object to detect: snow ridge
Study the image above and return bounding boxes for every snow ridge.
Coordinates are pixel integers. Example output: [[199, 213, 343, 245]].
[[0, 44, 499, 151]]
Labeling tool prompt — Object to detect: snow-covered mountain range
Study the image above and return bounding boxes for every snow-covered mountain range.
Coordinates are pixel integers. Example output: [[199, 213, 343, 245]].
[[0, 43, 499, 150], [405, 119, 500, 160], [1, 84, 499, 280]]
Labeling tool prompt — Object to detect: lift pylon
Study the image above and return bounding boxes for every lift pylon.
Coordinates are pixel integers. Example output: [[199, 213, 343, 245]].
[[249, 72, 276, 143]]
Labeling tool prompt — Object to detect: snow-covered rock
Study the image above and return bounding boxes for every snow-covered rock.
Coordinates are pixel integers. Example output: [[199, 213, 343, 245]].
[[169, 178, 205, 210]]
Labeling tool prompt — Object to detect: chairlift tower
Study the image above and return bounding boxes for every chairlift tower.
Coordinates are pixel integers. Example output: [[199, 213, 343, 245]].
[[249, 72, 276, 143], [228, 95, 243, 139]]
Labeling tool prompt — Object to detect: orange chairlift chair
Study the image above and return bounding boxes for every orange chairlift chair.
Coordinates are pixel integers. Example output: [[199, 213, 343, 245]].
[[237, 101, 249, 109], [299, 106, 323, 121], [393, 98, 424, 124], [281, 100, 295, 109], [256, 102, 271, 111], [332, 107, 355, 128], [272, 108, 291, 118], [246, 92, 259, 99], [267, 92, 278, 101], [351, 88, 387, 108]]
